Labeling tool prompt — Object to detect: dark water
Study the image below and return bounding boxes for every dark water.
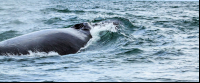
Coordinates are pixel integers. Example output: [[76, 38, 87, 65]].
[[0, 0, 199, 82]]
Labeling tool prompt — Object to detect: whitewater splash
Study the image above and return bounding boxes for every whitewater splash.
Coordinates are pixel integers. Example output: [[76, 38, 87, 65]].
[[81, 21, 119, 50], [3, 51, 59, 57]]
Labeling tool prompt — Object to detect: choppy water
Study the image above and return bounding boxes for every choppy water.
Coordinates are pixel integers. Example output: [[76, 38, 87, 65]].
[[0, 0, 199, 82]]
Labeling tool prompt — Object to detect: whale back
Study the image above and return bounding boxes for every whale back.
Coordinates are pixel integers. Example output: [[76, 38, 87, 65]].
[[0, 23, 93, 55]]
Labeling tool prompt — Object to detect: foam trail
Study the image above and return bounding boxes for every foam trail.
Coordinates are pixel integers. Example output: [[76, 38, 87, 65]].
[[4, 51, 59, 57]]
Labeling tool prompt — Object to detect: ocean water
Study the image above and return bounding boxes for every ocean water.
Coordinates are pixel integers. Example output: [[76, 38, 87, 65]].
[[0, 0, 199, 82]]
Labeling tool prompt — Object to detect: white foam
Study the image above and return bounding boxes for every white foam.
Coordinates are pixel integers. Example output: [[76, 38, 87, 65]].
[[81, 22, 118, 49], [26, 51, 59, 57], [5, 51, 59, 57]]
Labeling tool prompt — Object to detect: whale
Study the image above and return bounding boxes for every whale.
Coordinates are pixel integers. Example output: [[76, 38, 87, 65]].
[[0, 22, 92, 55]]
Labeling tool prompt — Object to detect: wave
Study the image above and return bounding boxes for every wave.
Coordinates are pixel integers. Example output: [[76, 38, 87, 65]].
[[0, 7, 4, 11], [153, 16, 199, 32], [43, 17, 63, 24], [0, 30, 20, 41], [41, 7, 85, 14], [79, 17, 144, 56]]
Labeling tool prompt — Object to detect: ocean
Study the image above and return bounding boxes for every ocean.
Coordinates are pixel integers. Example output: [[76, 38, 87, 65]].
[[0, 0, 199, 82]]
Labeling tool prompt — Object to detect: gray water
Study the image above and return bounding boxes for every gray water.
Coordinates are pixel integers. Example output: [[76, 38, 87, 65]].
[[0, 0, 199, 82]]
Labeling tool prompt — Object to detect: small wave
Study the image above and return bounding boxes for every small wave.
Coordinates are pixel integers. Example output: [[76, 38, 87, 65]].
[[0, 30, 20, 41], [170, 6, 179, 8], [175, 18, 199, 31], [44, 17, 63, 24], [41, 7, 85, 14], [123, 56, 154, 64], [116, 48, 143, 55], [0, 56, 16, 62], [181, 18, 199, 27], [0, 7, 4, 11], [0, 20, 26, 26], [9, 20, 25, 25], [153, 20, 172, 28], [153, 48, 184, 57], [191, 17, 199, 26], [153, 17, 199, 32]]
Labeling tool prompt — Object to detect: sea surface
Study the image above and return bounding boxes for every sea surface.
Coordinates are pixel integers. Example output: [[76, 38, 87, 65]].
[[0, 0, 199, 82]]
